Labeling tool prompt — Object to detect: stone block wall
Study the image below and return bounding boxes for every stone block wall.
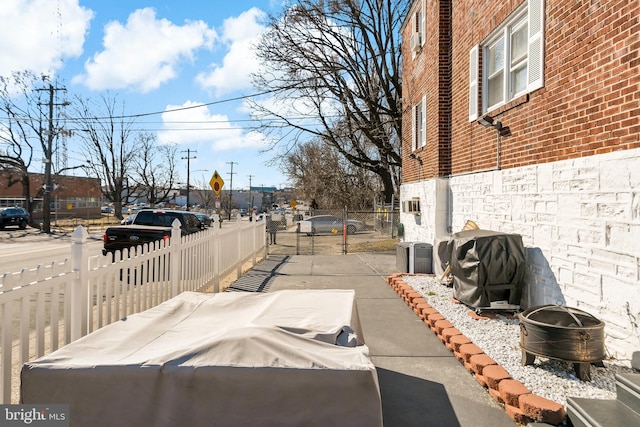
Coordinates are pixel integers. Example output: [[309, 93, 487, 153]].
[[400, 148, 640, 362]]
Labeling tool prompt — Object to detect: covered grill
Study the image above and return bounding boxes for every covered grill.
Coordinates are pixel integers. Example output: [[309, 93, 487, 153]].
[[519, 304, 605, 381], [446, 229, 525, 310]]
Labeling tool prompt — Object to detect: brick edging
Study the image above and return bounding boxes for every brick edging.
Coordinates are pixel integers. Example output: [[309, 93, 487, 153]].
[[386, 273, 566, 426]]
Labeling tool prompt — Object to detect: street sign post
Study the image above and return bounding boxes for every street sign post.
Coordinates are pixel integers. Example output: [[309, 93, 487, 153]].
[[209, 171, 224, 196]]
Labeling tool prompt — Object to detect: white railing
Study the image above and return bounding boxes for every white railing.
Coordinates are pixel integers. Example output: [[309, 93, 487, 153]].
[[0, 218, 266, 403]]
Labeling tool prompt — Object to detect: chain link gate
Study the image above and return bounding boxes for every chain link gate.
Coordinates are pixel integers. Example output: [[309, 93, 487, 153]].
[[266, 206, 399, 256]]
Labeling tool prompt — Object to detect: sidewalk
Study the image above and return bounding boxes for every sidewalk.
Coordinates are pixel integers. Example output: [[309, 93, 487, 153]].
[[258, 253, 516, 427]]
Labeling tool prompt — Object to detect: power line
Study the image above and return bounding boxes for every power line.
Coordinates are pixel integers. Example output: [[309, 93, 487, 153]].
[[58, 88, 285, 122]]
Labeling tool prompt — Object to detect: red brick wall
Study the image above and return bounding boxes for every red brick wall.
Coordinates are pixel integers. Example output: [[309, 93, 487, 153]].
[[436, 0, 452, 177], [402, 0, 452, 181], [401, 1, 427, 182], [403, 0, 640, 181], [0, 173, 101, 199]]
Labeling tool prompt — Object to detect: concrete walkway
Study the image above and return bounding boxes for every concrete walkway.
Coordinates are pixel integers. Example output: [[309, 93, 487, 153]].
[[243, 253, 515, 427]]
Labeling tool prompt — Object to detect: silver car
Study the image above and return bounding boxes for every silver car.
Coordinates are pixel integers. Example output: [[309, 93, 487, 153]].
[[299, 215, 365, 235]]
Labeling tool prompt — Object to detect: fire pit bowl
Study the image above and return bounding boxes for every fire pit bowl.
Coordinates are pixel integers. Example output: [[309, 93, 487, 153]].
[[519, 304, 605, 381]]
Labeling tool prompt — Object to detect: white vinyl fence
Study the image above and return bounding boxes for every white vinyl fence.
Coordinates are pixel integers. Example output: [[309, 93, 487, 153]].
[[0, 219, 266, 403]]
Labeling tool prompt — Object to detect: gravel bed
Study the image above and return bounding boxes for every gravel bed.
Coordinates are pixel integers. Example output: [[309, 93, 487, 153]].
[[403, 275, 636, 407]]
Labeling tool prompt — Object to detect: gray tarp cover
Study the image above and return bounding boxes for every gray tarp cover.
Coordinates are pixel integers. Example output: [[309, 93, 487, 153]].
[[21, 290, 382, 427], [447, 229, 525, 308]]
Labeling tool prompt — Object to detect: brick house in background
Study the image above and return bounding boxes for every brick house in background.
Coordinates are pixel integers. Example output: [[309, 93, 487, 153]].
[[0, 172, 102, 219], [400, 0, 639, 362]]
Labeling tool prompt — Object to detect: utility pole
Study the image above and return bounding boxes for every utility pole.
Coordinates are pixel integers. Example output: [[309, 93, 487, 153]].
[[226, 161, 238, 220], [247, 174, 254, 213], [181, 149, 197, 211], [38, 80, 68, 233]]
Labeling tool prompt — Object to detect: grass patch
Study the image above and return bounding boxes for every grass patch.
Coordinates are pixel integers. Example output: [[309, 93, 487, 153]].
[[349, 238, 400, 253]]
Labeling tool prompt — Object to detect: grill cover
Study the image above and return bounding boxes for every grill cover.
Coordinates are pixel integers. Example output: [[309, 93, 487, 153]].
[[447, 230, 525, 308]]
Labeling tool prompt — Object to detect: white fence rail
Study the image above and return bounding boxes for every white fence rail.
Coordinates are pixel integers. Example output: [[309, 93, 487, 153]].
[[0, 219, 266, 403]]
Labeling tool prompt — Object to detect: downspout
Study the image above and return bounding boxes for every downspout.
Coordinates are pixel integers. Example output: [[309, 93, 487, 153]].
[[497, 133, 502, 170]]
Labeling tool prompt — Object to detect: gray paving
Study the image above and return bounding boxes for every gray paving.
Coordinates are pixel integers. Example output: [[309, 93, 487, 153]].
[[233, 252, 516, 427], [226, 255, 289, 292]]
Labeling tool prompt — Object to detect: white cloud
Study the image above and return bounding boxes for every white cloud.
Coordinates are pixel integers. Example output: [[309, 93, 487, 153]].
[[196, 7, 266, 96], [73, 8, 216, 93], [0, 0, 92, 77], [158, 101, 267, 151]]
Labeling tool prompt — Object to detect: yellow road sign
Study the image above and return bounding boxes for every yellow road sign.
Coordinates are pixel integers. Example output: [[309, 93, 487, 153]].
[[209, 170, 224, 196]]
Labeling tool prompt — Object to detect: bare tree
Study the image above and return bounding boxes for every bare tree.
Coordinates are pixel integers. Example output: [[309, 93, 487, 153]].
[[131, 133, 179, 208], [71, 94, 136, 219], [251, 0, 407, 203], [0, 71, 58, 227], [190, 177, 216, 211], [284, 138, 380, 210]]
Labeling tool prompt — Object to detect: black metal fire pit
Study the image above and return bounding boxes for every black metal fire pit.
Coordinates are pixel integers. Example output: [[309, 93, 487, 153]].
[[519, 304, 605, 381]]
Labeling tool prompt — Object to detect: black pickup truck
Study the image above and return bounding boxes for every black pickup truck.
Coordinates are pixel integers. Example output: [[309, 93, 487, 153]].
[[102, 209, 204, 255]]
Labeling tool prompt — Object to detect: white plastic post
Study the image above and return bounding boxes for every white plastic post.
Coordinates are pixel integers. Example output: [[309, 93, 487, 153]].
[[170, 219, 182, 297], [236, 222, 242, 277], [70, 226, 89, 341], [213, 221, 220, 292]]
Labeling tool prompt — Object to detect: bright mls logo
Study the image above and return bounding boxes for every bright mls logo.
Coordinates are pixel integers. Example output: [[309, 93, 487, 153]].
[[0, 405, 69, 426]]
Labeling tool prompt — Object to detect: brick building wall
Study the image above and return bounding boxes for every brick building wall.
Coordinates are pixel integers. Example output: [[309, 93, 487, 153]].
[[0, 172, 102, 218], [402, 0, 454, 181], [449, 0, 638, 177], [0, 173, 101, 199], [401, 0, 428, 182], [400, 0, 640, 362]]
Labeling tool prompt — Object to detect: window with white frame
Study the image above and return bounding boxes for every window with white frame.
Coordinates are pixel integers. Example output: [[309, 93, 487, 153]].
[[469, 0, 545, 121], [410, 0, 425, 54], [403, 198, 421, 215], [412, 96, 426, 151]]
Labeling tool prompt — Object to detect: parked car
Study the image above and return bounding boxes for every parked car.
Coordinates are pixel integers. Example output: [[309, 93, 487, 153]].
[[120, 213, 138, 225], [298, 215, 366, 236], [0, 207, 29, 230], [101, 206, 113, 214], [193, 212, 212, 227]]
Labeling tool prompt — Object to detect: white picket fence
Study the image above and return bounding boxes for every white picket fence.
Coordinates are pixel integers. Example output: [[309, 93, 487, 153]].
[[0, 219, 266, 403]]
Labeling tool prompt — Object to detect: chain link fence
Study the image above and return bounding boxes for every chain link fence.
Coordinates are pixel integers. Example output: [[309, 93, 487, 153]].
[[266, 203, 400, 256]]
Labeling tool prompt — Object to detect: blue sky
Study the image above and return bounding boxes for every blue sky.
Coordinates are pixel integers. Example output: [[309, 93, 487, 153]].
[[0, 0, 290, 191]]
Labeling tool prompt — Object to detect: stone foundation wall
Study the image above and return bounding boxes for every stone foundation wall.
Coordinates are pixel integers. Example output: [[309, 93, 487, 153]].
[[400, 148, 640, 362]]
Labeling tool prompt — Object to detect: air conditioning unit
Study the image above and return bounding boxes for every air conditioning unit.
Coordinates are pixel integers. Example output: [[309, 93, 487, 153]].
[[403, 198, 421, 215], [410, 33, 422, 53], [411, 242, 433, 274], [396, 242, 433, 274], [396, 242, 411, 273]]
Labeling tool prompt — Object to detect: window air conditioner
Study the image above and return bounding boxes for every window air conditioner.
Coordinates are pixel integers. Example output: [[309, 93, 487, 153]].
[[410, 33, 421, 53], [403, 198, 421, 215]]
